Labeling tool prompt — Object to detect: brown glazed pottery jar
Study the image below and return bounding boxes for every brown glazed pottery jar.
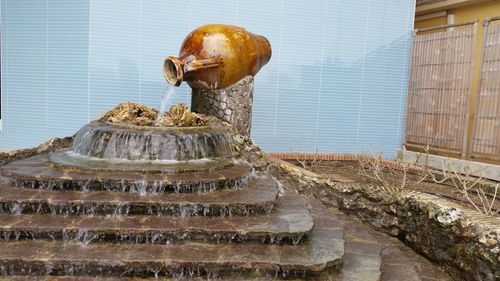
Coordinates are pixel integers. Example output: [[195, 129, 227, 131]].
[[163, 24, 272, 90]]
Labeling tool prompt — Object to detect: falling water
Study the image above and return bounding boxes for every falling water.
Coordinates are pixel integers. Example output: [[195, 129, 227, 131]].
[[157, 84, 176, 122], [71, 123, 236, 161]]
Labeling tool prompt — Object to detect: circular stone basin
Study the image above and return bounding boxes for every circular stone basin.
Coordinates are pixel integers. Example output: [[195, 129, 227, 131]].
[[72, 121, 237, 161], [49, 150, 234, 174]]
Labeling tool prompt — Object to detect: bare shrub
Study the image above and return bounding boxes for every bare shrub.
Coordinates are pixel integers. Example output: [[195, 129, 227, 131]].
[[357, 146, 428, 192], [359, 145, 498, 216], [290, 148, 323, 172], [428, 161, 499, 216]]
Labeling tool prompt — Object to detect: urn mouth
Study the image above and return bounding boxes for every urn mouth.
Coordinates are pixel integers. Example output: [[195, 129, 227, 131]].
[[163, 56, 184, 86]]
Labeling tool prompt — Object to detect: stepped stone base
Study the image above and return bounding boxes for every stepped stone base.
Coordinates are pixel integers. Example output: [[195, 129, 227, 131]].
[[192, 76, 253, 137], [0, 119, 455, 280], [0, 196, 343, 278]]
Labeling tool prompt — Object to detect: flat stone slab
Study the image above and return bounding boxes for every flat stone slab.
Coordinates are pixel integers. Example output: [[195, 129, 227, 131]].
[[49, 150, 234, 174], [0, 197, 344, 278], [0, 192, 313, 244], [0, 276, 311, 281], [329, 206, 453, 281], [0, 176, 278, 216], [330, 208, 382, 281], [1, 154, 252, 193]]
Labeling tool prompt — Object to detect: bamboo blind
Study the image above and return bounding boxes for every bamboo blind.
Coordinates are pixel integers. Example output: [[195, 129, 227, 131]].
[[405, 23, 477, 156], [471, 19, 500, 161]]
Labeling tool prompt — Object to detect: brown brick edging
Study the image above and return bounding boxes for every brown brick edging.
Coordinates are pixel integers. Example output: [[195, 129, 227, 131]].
[[266, 152, 360, 161], [265, 152, 424, 172]]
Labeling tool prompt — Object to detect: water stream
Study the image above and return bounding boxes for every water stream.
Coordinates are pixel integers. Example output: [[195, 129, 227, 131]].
[[157, 84, 176, 122]]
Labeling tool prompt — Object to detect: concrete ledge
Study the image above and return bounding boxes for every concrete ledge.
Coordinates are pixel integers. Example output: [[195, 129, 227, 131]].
[[396, 149, 500, 182]]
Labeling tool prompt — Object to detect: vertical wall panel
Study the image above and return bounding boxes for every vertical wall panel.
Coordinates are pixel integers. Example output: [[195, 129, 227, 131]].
[[46, 0, 89, 137], [1, 0, 47, 147], [471, 19, 500, 161], [274, 0, 324, 152], [88, 0, 141, 117], [237, 0, 283, 150], [139, 0, 191, 108], [358, 0, 414, 155], [405, 23, 476, 157]]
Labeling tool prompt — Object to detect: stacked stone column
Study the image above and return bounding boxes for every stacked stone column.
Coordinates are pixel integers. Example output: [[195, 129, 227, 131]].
[[191, 76, 254, 136]]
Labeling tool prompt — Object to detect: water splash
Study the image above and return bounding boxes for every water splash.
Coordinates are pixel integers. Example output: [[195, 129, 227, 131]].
[[75, 229, 97, 245], [157, 84, 176, 122], [271, 176, 285, 197], [10, 203, 24, 215]]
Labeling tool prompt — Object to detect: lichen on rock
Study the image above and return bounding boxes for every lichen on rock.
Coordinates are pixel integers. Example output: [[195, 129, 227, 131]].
[[435, 207, 463, 225], [97, 101, 207, 127], [158, 103, 206, 127], [97, 101, 158, 126]]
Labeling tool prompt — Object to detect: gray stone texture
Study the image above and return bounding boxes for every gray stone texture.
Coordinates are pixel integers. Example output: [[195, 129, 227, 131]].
[[264, 159, 498, 281], [191, 76, 254, 136]]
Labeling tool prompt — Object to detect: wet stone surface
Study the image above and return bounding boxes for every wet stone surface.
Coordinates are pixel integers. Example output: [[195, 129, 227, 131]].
[[0, 198, 344, 278], [1, 154, 253, 193], [0, 175, 278, 216], [0, 277, 315, 281], [326, 204, 454, 281], [49, 151, 234, 174], [0, 192, 313, 244]]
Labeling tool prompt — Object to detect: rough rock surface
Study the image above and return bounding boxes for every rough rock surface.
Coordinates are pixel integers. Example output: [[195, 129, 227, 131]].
[[97, 102, 158, 126], [191, 76, 254, 136], [328, 182, 500, 281], [260, 155, 499, 281], [97, 102, 206, 127], [0, 137, 73, 165], [159, 103, 206, 127]]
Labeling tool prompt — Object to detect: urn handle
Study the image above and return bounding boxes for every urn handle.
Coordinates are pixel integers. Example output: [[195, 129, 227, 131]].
[[164, 56, 224, 87], [185, 57, 224, 72]]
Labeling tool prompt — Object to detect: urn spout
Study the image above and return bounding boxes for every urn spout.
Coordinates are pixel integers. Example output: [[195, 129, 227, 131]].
[[163, 56, 184, 87]]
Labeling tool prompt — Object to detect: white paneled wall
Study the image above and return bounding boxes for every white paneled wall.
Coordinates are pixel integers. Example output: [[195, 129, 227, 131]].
[[1, 0, 415, 158]]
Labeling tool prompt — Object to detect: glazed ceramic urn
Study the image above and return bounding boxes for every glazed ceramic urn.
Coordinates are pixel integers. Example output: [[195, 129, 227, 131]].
[[163, 24, 272, 90]]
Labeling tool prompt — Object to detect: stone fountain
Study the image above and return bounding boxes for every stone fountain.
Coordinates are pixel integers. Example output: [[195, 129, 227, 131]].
[[0, 24, 453, 281]]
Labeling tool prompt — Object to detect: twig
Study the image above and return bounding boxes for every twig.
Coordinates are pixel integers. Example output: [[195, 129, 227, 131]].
[[428, 160, 498, 215]]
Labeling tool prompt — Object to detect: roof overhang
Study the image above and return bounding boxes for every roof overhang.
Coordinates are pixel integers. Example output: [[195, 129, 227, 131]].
[[416, 0, 495, 16]]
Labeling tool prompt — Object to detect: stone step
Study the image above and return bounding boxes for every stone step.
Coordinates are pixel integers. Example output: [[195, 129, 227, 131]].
[[0, 276, 311, 281], [380, 247, 423, 281], [0, 192, 312, 244], [0, 176, 278, 216], [1, 154, 252, 193], [0, 198, 344, 278], [313, 200, 382, 281], [381, 245, 453, 281], [324, 207, 453, 281]]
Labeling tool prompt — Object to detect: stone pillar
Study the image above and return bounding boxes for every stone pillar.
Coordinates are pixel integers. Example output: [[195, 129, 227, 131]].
[[191, 76, 254, 136]]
